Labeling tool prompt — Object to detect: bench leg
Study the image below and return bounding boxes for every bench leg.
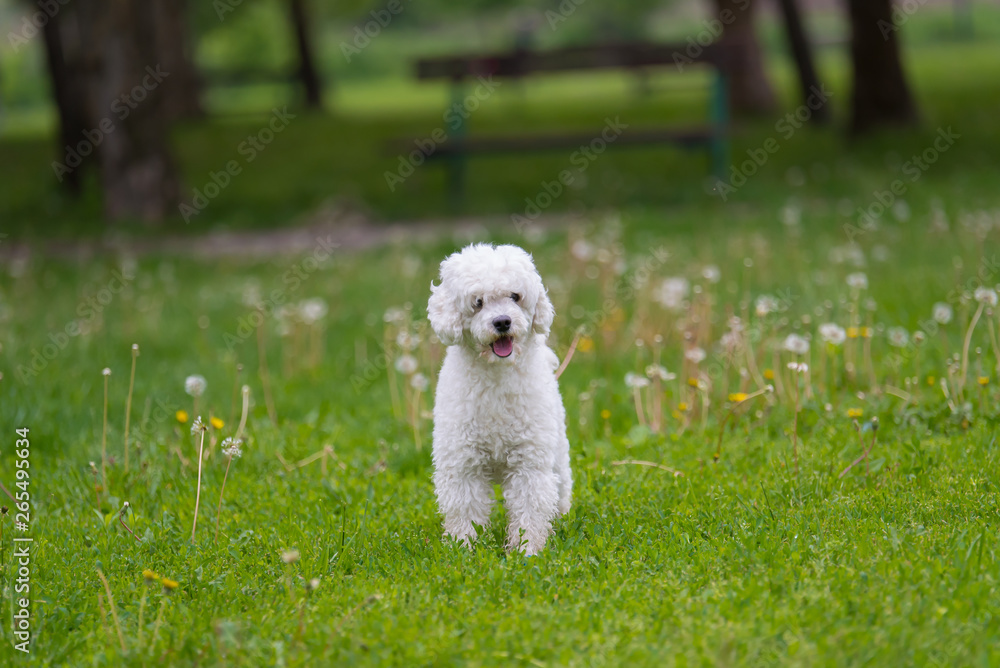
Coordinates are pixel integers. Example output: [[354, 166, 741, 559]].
[[710, 71, 730, 182]]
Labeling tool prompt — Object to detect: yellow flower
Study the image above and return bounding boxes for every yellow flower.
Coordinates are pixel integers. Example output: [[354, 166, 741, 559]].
[[978, 376, 989, 386], [600, 409, 611, 420], [143, 569, 160, 583], [175, 410, 188, 424], [763, 369, 775, 380], [210, 417, 225, 429], [161, 578, 179, 592], [927, 375, 936, 386], [578, 336, 594, 353], [677, 402, 689, 412], [847, 408, 864, 418], [861, 326, 873, 338], [728, 393, 748, 402], [687, 377, 699, 387], [847, 327, 859, 339]]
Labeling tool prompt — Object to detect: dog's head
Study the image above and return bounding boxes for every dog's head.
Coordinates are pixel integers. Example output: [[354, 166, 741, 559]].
[[428, 243, 554, 361]]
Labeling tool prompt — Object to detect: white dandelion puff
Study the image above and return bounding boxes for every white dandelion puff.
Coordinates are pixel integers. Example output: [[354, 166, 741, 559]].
[[395, 355, 418, 375], [887, 327, 909, 348], [410, 373, 429, 392], [818, 323, 846, 346], [222, 437, 243, 459], [755, 294, 780, 317], [684, 347, 706, 364], [191, 416, 206, 435], [645, 364, 675, 381], [782, 333, 810, 355], [655, 277, 689, 311], [974, 287, 998, 306], [299, 298, 328, 325], [932, 302, 953, 325], [625, 372, 650, 389], [185, 375, 207, 397], [846, 272, 868, 291]]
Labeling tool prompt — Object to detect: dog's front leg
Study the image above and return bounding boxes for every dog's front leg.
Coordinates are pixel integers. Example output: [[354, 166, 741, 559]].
[[502, 467, 559, 555], [434, 466, 494, 548]]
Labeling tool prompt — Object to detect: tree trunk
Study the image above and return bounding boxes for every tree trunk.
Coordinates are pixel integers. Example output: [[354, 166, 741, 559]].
[[774, 0, 829, 124], [713, 0, 777, 117], [152, 0, 203, 120], [40, 6, 90, 194], [846, 0, 918, 134], [75, 0, 181, 223], [289, 0, 323, 109]]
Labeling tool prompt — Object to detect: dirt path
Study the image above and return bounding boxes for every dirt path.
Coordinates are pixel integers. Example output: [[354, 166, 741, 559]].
[[1, 206, 575, 262]]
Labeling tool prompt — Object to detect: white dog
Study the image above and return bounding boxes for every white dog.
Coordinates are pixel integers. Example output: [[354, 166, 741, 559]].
[[427, 243, 572, 555]]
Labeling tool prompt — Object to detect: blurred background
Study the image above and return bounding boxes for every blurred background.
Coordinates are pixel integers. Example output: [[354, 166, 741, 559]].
[[0, 0, 997, 241]]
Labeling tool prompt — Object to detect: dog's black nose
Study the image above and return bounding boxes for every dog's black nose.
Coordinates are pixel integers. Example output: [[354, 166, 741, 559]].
[[493, 315, 511, 333]]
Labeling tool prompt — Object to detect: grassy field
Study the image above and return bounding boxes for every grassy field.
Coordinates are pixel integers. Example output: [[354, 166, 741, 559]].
[[2, 6, 1000, 666], [3, 202, 1000, 665]]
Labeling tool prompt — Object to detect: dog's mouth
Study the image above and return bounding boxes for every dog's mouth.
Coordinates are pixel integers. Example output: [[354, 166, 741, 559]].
[[490, 335, 514, 358]]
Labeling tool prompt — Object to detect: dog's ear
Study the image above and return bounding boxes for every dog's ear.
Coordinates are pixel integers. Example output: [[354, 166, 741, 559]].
[[428, 281, 463, 346], [532, 287, 554, 336]]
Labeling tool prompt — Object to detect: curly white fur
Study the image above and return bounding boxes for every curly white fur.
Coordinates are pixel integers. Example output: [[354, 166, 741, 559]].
[[428, 243, 572, 555]]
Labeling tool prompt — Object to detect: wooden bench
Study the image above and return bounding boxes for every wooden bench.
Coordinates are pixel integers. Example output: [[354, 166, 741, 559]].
[[405, 42, 732, 208]]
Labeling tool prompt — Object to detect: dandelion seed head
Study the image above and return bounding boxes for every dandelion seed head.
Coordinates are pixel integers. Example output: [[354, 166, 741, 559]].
[[684, 347, 706, 364], [191, 416, 206, 435], [395, 354, 418, 375], [782, 333, 810, 356], [625, 372, 650, 389], [222, 437, 243, 458], [887, 327, 909, 348], [185, 374, 207, 397], [818, 323, 846, 346], [846, 272, 869, 290], [410, 372, 429, 392], [974, 287, 998, 306]]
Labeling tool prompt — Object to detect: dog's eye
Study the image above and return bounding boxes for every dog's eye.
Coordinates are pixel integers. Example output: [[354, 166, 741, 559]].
[[511, 293, 520, 303], [474, 297, 483, 310]]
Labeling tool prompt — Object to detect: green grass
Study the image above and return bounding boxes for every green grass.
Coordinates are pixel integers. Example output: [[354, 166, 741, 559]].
[[3, 201, 1000, 664], [2, 9, 1000, 665]]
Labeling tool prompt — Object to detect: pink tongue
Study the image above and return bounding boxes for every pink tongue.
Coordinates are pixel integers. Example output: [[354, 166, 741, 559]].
[[491, 336, 513, 357]]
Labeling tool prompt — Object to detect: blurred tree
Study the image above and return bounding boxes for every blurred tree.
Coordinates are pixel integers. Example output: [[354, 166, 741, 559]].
[[74, 0, 181, 222], [289, 0, 323, 108], [40, 6, 90, 195], [774, 0, 828, 124], [152, 0, 204, 120], [713, 0, 776, 116], [846, 0, 918, 134]]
